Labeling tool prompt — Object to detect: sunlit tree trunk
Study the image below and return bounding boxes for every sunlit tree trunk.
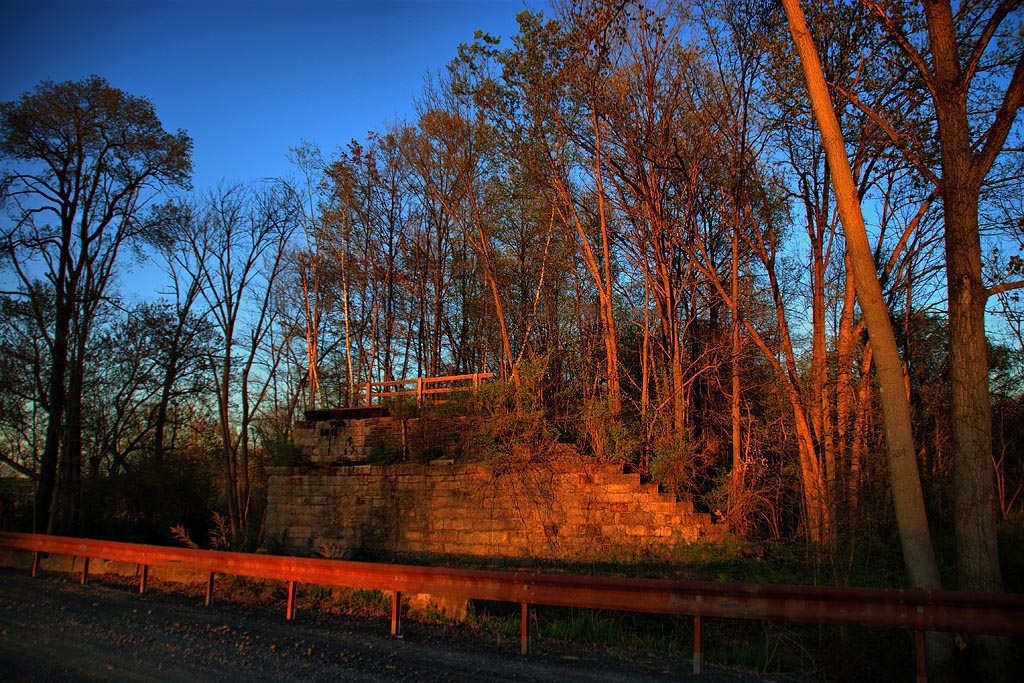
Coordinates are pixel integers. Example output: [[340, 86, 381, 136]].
[[834, 255, 860, 508], [781, 0, 949, 674], [921, 0, 1006, 595], [591, 102, 621, 414], [730, 219, 743, 518]]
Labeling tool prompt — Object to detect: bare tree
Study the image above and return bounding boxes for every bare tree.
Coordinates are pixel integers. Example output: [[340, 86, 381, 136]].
[[0, 76, 191, 533], [181, 183, 298, 544]]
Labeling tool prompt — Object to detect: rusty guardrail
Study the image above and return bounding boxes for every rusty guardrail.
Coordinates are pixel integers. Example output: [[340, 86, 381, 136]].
[[1, 531, 1022, 680]]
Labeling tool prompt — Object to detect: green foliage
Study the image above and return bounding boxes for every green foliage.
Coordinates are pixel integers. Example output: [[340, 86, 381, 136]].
[[534, 607, 687, 655], [321, 587, 389, 614], [263, 435, 302, 466], [649, 431, 704, 499], [578, 398, 642, 462], [305, 585, 337, 603], [380, 396, 422, 419], [415, 445, 446, 463], [463, 368, 562, 463], [366, 441, 402, 465]]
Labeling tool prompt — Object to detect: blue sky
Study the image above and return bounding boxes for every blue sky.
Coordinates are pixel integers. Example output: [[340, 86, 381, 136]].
[[0, 0, 538, 190]]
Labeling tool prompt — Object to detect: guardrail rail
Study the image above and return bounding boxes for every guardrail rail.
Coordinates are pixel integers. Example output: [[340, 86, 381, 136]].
[[1, 531, 1022, 681]]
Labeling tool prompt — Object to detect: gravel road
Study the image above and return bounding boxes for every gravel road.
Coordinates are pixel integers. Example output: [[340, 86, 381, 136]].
[[0, 567, 786, 682]]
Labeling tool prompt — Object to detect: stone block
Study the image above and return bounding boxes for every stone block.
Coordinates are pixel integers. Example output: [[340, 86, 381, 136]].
[[601, 482, 639, 495], [441, 517, 474, 532], [458, 531, 508, 546]]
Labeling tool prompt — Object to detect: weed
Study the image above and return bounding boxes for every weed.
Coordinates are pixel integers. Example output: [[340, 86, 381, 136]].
[[208, 511, 230, 550], [264, 435, 302, 466], [304, 585, 333, 601], [534, 608, 687, 655], [169, 523, 199, 549], [314, 540, 345, 559]]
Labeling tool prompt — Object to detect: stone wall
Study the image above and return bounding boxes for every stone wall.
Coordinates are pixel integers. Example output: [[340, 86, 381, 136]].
[[265, 458, 724, 562], [292, 415, 479, 464]]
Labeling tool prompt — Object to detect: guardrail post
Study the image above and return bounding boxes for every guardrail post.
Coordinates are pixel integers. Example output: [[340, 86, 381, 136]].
[[915, 630, 926, 683], [520, 603, 530, 655], [693, 615, 703, 675], [205, 572, 215, 606], [31, 551, 40, 577], [391, 591, 402, 636], [80, 557, 89, 585], [139, 564, 148, 594], [286, 581, 297, 621], [417, 378, 424, 402]]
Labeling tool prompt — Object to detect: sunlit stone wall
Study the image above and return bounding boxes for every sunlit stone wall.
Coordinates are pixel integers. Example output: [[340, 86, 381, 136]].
[[265, 457, 724, 561]]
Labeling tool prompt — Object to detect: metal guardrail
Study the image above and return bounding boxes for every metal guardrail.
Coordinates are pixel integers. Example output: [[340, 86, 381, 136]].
[[1, 531, 1022, 680]]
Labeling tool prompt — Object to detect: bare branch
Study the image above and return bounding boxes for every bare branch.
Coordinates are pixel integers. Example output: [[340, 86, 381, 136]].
[[962, 0, 1021, 86], [974, 51, 1024, 182], [986, 278, 1024, 299], [830, 81, 941, 187], [859, 0, 937, 96]]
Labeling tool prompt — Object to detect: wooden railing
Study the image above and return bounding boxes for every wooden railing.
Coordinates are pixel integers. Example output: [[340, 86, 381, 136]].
[[361, 372, 493, 405], [1, 531, 1022, 681]]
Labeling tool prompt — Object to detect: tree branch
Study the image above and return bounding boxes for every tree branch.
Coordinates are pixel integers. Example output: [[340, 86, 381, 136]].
[[830, 81, 941, 187], [962, 0, 1020, 86], [974, 50, 1024, 182], [0, 451, 37, 478], [986, 279, 1024, 299], [859, 0, 937, 97]]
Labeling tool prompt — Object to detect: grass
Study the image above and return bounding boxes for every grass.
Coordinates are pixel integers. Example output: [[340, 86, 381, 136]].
[[484, 605, 921, 682], [39, 536, 1024, 683]]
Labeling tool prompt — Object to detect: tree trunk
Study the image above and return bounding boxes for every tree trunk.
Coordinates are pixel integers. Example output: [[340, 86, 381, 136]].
[[781, 0, 951, 674], [153, 340, 180, 465], [730, 225, 743, 518], [932, 76, 1008, 683], [921, 2, 1011, 675], [592, 102, 620, 414], [35, 312, 68, 534], [62, 343, 86, 535], [945, 183, 1002, 595], [834, 258, 859, 509], [922, 0, 1003, 593]]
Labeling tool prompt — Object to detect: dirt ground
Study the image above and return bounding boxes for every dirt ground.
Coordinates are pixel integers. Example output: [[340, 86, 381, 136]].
[[0, 566, 793, 682]]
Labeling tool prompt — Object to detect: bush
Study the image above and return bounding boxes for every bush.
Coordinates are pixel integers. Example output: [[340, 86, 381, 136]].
[[82, 457, 217, 544]]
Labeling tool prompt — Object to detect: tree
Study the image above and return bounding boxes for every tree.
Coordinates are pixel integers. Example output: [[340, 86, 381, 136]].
[[804, 1, 1024, 675], [285, 142, 333, 410], [151, 200, 216, 465], [0, 76, 191, 533], [0, 292, 49, 480], [463, 7, 625, 410], [416, 77, 521, 386], [853, 0, 1023, 574], [181, 183, 298, 544], [780, 0, 954, 676]]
